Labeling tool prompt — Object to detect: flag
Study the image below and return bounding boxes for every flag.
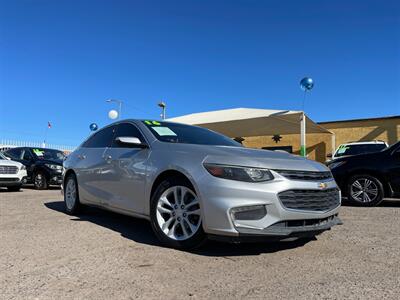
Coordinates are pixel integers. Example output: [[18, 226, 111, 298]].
[[48, 122, 52, 129]]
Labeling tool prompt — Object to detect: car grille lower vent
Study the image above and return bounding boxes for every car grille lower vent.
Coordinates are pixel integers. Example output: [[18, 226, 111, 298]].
[[274, 169, 332, 181], [0, 165, 18, 175], [278, 188, 340, 212]]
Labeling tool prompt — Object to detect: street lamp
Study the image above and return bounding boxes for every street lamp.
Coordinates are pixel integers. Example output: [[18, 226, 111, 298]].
[[106, 99, 123, 120], [158, 101, 166, 120]]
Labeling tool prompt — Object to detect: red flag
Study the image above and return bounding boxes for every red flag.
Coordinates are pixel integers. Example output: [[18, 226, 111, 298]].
[[48, 122, 52, 129]]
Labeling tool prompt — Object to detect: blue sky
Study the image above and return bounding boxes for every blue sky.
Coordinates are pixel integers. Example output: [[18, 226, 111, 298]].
[[1, 0, 399, 146]]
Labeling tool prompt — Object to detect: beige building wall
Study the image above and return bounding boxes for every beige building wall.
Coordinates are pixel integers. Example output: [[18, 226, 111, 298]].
[[242, 116, 400, 163]]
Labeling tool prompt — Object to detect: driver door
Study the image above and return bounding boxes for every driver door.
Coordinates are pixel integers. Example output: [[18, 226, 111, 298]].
[[101, 122, 150, 214]]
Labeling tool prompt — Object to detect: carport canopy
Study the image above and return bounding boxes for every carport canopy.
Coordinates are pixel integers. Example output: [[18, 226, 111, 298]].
[[167, 108, 332, 138]]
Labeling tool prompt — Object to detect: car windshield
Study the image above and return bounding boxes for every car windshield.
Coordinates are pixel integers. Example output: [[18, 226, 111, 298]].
[[31, 148, 66, 160], [335, 144, 387, 158], [142, 121, 242, 147], [384, 141, 400, 152]]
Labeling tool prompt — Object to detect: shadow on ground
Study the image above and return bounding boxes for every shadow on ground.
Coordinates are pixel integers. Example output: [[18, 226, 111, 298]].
[[23, 185, 61, 190], [0, 185, 61, 193], [341, 197, 400, 208], [45, 201, 314, 256]]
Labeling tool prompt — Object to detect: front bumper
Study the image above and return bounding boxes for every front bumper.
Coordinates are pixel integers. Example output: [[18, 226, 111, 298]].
[[209, 215, 342, 242], [197, 170, 341, 238], [0, 178, 25, 187], [49, 174, 63, 185], [0, 170, 27, 187]]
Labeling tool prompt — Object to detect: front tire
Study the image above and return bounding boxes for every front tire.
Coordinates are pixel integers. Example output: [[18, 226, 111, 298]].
[[64, 173, 82, 214], [150, 177, 206, 250], [347, 174, 384, 207], [34, 172, 48, 190]]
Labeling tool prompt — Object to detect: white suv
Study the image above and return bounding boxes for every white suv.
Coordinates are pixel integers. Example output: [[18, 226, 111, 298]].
[[329, 141, 388, 161], [0, 152, 27, 191]]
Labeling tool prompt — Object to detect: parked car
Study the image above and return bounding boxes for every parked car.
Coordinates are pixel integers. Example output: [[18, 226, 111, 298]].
[[63, 120, 341, 249], [4, 147, 65, 189], [0, 151, 27, 191], [327, 141, 400, 206], [327, 141, 388, 161]]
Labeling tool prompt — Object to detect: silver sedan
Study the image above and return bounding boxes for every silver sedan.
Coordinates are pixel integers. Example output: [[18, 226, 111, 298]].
[[63, 120, 341, 249]]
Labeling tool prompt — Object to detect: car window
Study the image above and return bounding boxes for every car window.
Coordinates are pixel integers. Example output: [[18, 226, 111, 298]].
[[142, 120, 241, 147], [22, 149, 32, 161], [112, 123, 145, 148], [30, 148, 65, 160], [5, 148, 23, 160], [82, 126, 116, 148], [335, 144, 387, 158]]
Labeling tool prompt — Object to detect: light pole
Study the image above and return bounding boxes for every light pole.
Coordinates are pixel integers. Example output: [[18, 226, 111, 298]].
[[158, 101, 166, 120], [299, 77, 314, 157], [106, 99, 123, 120]]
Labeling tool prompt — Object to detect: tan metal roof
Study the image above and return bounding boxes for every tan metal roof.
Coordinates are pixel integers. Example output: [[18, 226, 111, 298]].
[[168, 108, 331, 137]]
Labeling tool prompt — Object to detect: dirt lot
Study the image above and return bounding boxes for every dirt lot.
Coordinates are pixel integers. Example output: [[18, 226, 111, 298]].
[[1, 188, 399, 300]]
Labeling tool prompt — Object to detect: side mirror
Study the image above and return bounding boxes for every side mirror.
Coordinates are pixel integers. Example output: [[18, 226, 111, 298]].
[[115, 136, 148, 148], [326, 153, 333, 158]]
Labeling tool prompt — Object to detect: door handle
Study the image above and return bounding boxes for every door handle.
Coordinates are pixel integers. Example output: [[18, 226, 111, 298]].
[[78, 154, 86, 160], [105, 155, 112, 160]]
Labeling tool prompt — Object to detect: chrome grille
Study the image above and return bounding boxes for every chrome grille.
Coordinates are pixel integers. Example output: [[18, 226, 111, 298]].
[[278, 188, 340, 212], [0, 165, 18, 174], [274, 169, 332, 181]]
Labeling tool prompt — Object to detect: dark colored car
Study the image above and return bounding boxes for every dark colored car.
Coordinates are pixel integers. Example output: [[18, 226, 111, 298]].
[[4, 147, 65, 189], [327, 141, 400, 206]]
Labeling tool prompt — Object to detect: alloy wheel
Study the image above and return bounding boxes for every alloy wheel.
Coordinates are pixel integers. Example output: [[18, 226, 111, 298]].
[[65, 178, 77, 210], [35, 173, 43, 187], [350, 178, 378, 203], [156, 185, 201, 241]]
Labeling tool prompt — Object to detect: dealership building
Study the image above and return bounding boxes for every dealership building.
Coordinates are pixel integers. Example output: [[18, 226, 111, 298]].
[[169, 108, 400, 163]]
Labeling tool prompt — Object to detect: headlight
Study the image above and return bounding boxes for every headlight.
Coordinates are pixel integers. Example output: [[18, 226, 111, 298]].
[[20, 165, 26, 170], [45, 164, 63, 171], [203, 163, 274, 182], [328, 161, 346, 170]]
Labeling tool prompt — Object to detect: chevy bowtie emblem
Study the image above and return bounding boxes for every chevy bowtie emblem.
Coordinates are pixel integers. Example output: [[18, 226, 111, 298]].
[[318, 182, 328, 189]]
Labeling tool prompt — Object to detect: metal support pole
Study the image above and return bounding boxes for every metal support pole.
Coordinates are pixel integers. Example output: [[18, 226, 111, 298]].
[[300, 112, 306, 157]]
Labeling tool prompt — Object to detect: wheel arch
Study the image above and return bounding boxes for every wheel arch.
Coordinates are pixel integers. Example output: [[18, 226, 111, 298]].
[[63, 168, 77, 187], [33, 166, 51, 179], [150, 169, 196, 202]]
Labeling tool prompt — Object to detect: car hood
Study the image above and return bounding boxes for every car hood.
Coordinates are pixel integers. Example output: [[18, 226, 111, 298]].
[[0, 159, 23, 168], [167, 144, 329, 172], [329, 150, 382, 164], [36, 159, 64, 166]]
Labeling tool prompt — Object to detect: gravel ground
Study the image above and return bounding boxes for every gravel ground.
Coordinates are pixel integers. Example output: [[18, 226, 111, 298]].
[[1, 188, 399, 300]]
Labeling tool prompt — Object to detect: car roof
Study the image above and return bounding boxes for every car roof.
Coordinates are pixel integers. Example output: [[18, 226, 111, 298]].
[[339, 141, 387, 146]]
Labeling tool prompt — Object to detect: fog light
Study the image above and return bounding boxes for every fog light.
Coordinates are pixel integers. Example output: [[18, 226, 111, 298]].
[[231, 205, 267, 220]]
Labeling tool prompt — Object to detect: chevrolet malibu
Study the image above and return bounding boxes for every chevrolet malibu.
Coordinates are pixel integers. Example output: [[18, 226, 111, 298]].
[[63, 120, 341, 249]]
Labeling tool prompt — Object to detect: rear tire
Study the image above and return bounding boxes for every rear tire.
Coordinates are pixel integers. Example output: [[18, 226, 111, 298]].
[[7, 186, 21, 192], [347, 174, 384, 207], [34, 172, 48, 190], [150, 176, 207, 250], [64, 173, 82, 215]]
